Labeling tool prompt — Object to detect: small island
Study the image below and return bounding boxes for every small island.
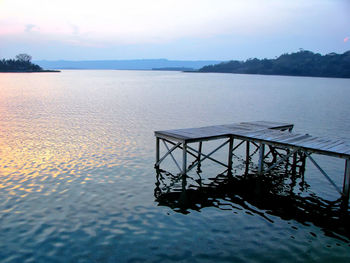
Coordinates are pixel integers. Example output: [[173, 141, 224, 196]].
[[0, 54, 60, 73], [198, 50, 350, 78], [152, 67, 195, 71]]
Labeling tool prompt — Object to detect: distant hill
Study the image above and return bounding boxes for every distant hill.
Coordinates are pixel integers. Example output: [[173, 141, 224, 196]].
[[34, 59, 222, 70], [152, 67, 195, 71], [198, 50, 350, 78]]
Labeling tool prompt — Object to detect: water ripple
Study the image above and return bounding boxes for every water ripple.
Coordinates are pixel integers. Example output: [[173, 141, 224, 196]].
[[1, 71, 350, 262]]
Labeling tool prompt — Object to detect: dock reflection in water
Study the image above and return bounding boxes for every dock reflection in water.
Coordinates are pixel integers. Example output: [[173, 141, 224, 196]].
[[154, 163, 350, 243]]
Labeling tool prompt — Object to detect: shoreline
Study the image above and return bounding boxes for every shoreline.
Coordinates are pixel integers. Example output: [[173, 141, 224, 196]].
[[0, 70, 61, 73], [183, 70, 350, 79]]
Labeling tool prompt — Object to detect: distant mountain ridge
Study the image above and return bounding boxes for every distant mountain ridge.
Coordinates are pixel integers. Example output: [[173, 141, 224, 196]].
[[34, 59, 222, 70], [198, 50, 350, 78]]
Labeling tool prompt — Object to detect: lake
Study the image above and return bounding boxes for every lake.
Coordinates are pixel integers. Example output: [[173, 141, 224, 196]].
[[0, 70, 350, 262]]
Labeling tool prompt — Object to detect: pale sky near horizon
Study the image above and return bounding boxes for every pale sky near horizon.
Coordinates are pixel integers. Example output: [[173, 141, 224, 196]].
[[0, 0, 349, 60]]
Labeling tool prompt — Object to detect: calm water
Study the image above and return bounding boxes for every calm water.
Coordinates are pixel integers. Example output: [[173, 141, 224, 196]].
[[1, 70, 350, 262]]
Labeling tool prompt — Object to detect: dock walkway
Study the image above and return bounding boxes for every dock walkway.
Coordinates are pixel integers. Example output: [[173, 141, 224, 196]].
[[155, 121, 350, 203], [155, 121, 293, 143]]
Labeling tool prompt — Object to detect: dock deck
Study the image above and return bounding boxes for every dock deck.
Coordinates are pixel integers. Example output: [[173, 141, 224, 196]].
[[155, 120, 294, 143], [155, 121, 350, 203]]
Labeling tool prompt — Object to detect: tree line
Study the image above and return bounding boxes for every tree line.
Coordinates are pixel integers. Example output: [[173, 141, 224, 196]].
[[0, 54, 43, 72], [199, 50, 350, 78]]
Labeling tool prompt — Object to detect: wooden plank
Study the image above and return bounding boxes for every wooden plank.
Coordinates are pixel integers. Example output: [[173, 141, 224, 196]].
[[290, 136, 321, 147], [241, 120, 293, 130], [279, 134, 313, 144], [247, 130, 304, 144], [335, 146, 350, 154], [258, 133, 293, 142], [223, 124, 253, 130], [243, 129, 277, 138], [320, 140, 347, 151], [311, 141, 344, 152], [323, 141, 347, 152], [326, 143, 350, 154], [305, 138, 341, 150], [155, 132, 187, 142], [268, 132, 305, 142], [295, 137, 323, 148]]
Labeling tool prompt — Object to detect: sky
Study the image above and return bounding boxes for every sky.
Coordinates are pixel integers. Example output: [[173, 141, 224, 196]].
[[0, 0, 349, 61]]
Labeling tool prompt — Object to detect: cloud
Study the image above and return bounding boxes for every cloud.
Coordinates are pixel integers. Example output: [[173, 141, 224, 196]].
[[24, 24, 39, 33], [1, 0, 350, 60], [0, 0, 328, 45], [70, 24, 79, 36]]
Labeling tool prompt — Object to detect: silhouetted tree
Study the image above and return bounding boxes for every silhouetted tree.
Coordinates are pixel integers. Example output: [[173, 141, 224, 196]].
[[0, 54, 42, 72], [15, 53, 32, 63]]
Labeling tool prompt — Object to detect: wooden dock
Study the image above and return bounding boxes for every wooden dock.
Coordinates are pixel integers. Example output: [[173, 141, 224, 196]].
[[154, 121, 350, 204], [155, 121, 293, 143]]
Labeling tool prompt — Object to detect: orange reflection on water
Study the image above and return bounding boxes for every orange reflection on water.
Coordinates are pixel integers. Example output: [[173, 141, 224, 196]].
[[0, 73, 138, 198], [0, 126, 128, 197]]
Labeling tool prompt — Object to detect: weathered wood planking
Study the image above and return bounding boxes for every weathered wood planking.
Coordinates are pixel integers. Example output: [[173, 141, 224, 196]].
[[230, 128, 350, 159], [155, 121, 294, 143], [155, 121, 350, 159], [240, 121, 294, 130]]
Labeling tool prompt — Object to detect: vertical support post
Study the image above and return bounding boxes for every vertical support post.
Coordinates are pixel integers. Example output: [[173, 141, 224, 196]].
[[155, 137, 160, 168], [197, 142, 202, 172], [291, 152, 297, 176], [299, 152, 306, 176], [182, 142, 187, 176], [182, 142, 187, 191], [290, 152, 298, 192], [343, 159, 350, 204], [245, 141, 250, 175], [269, 146, 277, 163], [284, 149, 290, 172], [298, 152, 306, 190], [258, 143, 265, 174], [228, 136, 234, 175]]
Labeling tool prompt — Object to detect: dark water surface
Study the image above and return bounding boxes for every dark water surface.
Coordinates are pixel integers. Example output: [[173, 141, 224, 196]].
[[1, 70, 350, 262]]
